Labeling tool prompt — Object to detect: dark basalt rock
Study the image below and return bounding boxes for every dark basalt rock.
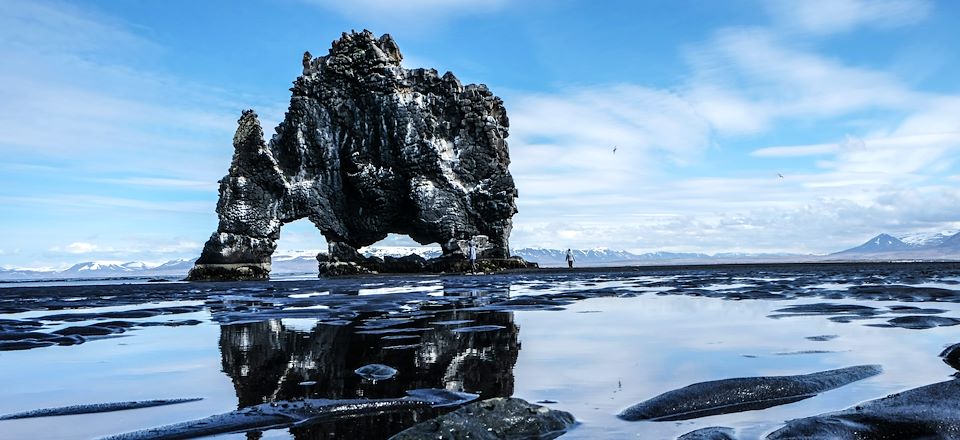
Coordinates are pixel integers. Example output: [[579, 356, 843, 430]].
[[102, 389, 478, 440], [315, 253, 536, 276], [389, 397, 577, 440], [941, 343, 960, 371], [0, 398, 202, 420], [880, 315, 960, 330], [678, 426, 738, 440], [188, 30, 520, 280], [53, 325, 115, 337], [767, 379, 960, 439], [618, 365, 882, 421]]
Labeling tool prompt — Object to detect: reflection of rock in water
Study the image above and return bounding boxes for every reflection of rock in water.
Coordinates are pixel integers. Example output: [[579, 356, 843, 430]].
[[219, 311, 519, 438]]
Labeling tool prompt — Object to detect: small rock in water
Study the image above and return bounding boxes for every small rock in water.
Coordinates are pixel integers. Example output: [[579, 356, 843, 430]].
[[53, 325, 116, 337], [774, 350, 838, 356], [389, 397, 576, 440], [0, 398, 203, 420], [882, 315, 960, 330], [941, 343, 960, 371], [767, 379, 960, 439], [678, 426, 737, 440], [536, 399, 558, 404], [354, 363, 398, 381], [0, 340, 56, 351], [887, 305, 947, 315], [618, 365, 882, 421]]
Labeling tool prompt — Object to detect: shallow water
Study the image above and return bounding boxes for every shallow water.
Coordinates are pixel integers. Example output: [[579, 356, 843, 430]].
[[2, 263, 960, 439]]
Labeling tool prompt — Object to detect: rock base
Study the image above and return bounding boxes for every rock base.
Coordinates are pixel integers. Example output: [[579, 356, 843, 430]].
[[185, 263, 271, 281], [317, 254, 538, 277]]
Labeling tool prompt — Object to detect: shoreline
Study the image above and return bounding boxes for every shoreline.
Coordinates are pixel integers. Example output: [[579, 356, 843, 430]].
[[4, 259, 960, 287]]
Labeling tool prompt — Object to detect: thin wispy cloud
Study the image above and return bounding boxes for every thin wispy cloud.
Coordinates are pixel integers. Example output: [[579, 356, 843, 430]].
[[765, 0, 931, 35]]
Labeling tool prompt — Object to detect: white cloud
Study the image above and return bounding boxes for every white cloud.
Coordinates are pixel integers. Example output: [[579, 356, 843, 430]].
[[48, 239, 204, 261], [684, 28, 922, 134], [1, 0, 157, 56], [507, 84, 713, 202], [752, 143, 839, 157], [765, 0, 931, 35], [64, 242, 100, 254], [154, 241, 203, 254]]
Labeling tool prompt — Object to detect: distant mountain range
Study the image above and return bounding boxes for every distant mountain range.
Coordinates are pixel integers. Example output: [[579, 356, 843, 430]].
[[3, 232, 960, 281], [0, 259, 197, 281], [0, 247, 805, 280], [828, 230, 960, 260]]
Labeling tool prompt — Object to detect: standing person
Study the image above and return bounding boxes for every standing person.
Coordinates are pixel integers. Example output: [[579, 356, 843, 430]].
[[565, 248, 575, 269], [469, 239, 478, 273]]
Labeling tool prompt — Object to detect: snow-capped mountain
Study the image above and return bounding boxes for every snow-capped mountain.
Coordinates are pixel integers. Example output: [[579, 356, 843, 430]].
[[939, 232, 960, 251], [897, 230, 960, 247], [61, 261, 147, 276], [832, 233, 913, 255], [271, 256, 320, 274], [830, 231, 960, 260], [359, 246, 442, 260], [152, 258, 195, 272], [0, 260, 197, 281]]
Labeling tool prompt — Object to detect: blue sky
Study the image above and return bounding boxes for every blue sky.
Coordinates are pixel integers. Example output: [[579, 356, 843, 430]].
[[2, 0, 960, 268]]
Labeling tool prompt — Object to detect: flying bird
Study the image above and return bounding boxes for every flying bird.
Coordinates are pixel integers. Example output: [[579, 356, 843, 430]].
[[777, 173, 784, 179], [612, 145, 617, 154]]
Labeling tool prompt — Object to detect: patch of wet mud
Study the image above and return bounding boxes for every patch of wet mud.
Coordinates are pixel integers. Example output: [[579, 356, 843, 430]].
[[868, 315, 960, 330], [804, 335, 838, 341], [0, 317, 204, 351]]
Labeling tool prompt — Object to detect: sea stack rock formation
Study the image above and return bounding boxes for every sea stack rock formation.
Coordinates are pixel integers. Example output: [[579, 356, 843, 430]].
[[188, 30, 524, 280]]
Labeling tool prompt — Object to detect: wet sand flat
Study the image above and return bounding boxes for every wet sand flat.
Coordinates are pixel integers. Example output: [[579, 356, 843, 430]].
[[1, 262, 960, 439]]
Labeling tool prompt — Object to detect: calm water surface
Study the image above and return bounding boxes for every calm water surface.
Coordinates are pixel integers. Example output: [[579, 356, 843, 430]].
[[1, 263, 960, 439]]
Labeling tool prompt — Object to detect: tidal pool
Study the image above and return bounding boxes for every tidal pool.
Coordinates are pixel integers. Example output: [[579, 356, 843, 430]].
[[1, 263, 960, 439]]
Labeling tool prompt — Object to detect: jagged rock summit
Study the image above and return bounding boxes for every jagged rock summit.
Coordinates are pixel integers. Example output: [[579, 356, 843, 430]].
[[188, 30, 523, 280]]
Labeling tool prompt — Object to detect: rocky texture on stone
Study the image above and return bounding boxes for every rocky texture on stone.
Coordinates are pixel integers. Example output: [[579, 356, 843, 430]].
[[188, 30, 521, 280], [941, 343, 960, 372], [767, 379, 960, 439], [678, 427, 738, 440], [389, 397, 577, 440], [618, 365, 882, 421]]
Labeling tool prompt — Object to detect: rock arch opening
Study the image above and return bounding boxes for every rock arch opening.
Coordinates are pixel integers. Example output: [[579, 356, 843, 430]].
[[270, 218, 328, 277]]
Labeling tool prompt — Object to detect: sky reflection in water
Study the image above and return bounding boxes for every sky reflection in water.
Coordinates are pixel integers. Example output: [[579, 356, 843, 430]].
[[0, 265, 959, 439]]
